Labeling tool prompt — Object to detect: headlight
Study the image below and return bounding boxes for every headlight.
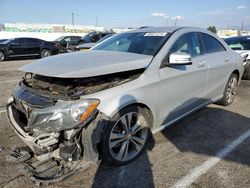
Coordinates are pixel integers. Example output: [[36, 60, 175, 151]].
[[29, 99, 100, 132]]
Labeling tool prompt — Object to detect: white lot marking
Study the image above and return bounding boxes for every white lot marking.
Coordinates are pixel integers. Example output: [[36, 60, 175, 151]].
[[172, 129, 250, 188], [1, 79, 20, 83], [0, 109, 6, 114]]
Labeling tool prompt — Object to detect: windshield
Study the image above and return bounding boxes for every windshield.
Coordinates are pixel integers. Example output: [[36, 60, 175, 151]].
[[225, 37, 250, 50], [0, 39, 11, 44], [97, 34, 113, 43], [55, 36, 65, 41], [92, 32, 169, 56], [81, 33, 97, 43]]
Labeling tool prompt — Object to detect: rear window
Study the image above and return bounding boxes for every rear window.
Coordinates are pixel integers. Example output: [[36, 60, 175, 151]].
[[201, 33, 226, 53]]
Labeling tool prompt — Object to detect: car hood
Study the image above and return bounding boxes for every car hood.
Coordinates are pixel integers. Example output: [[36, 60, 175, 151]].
[[19, 50, 153, 78], [77, 43, 96, 48]]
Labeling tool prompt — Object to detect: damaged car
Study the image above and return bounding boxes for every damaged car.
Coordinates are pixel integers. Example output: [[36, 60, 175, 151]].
[[6, 27, 244, 183]]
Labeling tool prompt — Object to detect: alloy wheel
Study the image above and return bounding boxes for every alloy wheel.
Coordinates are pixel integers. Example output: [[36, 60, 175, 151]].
[[41, 49, 51, 58], [0, 51, 5, 61], [109, 112, 148, 162], [226, 76, 238, 104]]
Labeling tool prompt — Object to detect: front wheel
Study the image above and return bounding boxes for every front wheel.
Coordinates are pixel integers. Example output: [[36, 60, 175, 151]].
[[101, 105, 150, 166], [40, 49, 51, 58], [0, 51, 5, 61], [218, 73, 239, 106]]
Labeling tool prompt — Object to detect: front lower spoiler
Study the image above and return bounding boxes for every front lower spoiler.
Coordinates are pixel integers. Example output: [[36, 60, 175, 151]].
[[6, 147, 95, 186]]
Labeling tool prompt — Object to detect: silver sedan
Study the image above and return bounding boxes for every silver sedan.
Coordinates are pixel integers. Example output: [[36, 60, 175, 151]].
[[7, 27, 244, 177]]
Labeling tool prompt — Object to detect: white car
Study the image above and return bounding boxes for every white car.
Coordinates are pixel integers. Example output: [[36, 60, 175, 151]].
[[224, 36, 250, 79], [6, 27, 244, 182]]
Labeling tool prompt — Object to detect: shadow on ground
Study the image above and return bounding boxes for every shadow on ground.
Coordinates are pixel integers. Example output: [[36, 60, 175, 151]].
[[87, 104, 250, 188]]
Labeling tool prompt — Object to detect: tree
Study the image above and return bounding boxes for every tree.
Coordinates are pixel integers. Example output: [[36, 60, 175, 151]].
[[207, 26, 217, 34]]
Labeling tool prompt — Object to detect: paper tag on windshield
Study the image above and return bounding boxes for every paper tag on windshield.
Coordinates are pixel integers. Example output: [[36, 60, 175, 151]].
[[144, 33, 167, 36]]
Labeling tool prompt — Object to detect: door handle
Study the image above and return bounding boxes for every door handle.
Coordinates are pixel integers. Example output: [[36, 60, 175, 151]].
[[225, 58, 230, 62], [198, 61, 206, 68]]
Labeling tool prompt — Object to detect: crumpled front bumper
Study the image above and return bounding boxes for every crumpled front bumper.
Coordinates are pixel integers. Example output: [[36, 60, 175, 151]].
[[6, 97, 60, 158], [6, 96, 110, 184]]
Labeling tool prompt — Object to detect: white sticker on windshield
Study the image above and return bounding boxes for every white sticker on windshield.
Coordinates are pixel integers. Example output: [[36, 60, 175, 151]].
[[144, 33, 167, 36]]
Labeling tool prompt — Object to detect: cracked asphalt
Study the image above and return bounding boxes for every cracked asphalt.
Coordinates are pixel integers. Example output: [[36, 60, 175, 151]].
[[0, 59, 249, 188]]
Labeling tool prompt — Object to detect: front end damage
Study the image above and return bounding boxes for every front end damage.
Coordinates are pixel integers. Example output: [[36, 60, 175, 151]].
[[6, 69, 143, 184]]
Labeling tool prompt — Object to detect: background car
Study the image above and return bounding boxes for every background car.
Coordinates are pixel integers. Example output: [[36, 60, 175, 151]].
[[224, 36, 250, 79], [0, 37, 59, 61], [73, 34, 114, 52], [66, 32, 114, 52], [54, 36, 82, 53]]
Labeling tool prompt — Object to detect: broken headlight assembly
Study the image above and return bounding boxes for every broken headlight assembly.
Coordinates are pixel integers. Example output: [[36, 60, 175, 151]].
[[29, 99, 100, 132]]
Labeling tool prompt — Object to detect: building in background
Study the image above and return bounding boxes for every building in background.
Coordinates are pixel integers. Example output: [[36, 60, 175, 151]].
[[217, 29, 250, 38], [0, 23, 104, 41]]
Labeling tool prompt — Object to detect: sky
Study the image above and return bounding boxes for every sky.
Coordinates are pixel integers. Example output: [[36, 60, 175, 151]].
[[0, 0, 249, 29]]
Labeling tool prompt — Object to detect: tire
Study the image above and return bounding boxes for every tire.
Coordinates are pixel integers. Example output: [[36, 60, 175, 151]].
[[0, 51, 5, 61], [40, 49, 51, 58], [217, 73, 239, 106], [242, 62, 250, 80], [101, 105, 150, 166]]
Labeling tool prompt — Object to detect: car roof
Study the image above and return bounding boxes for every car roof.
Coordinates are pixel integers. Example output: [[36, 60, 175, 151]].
[[126, 26, 184, 33], [12, 37, 44, 41]]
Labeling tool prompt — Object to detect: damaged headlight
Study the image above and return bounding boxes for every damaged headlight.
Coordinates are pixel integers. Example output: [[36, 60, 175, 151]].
[[29, 99, 100, 132]]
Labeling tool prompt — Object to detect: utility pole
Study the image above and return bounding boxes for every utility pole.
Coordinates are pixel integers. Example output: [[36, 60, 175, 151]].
[[174, 17, 178, 26], [72, 13, 75, 25], [96, 16, 98, 27], [241, 21, 244, 31]]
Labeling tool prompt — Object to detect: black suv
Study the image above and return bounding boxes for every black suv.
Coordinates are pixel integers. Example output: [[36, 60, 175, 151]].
[[66, 32, 113, 52], [0, 37, 59, 61], [54, 36, 82, 53]]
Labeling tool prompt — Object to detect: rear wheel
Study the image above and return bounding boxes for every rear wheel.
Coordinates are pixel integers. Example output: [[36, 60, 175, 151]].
[[101, 105, 150, 165], [40, 49, 51, 58], [0, 51, 5, 61], [218, 73, 239, 106]]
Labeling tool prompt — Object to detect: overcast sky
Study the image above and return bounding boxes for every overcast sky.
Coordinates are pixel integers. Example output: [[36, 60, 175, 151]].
[[0, 0, 249, 29]]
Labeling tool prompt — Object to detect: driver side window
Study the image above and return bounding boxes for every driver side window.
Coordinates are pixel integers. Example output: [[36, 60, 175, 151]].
[[168, 32, 202, 58]]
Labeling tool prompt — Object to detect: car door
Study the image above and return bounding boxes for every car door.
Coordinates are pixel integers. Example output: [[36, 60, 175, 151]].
[[7, 38, 27, 57], [200, 33, 233, 99], [159, 32, 209, 124], [25, 38, 42, 55]]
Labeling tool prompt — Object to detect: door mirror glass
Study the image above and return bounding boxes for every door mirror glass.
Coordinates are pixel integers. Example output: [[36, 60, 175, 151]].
[[169, 52, 192, 65]]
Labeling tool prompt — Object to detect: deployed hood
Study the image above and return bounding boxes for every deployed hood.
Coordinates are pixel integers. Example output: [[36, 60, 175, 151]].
[[19, 50, 153, 78]]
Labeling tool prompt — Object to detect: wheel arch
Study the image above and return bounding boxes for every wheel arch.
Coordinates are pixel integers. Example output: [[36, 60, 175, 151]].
[[110, 102, 154, 129], [232, 69, 240, 80]]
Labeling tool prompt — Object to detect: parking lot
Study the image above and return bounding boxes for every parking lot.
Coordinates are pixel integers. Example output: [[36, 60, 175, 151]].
[[0, 59, 249, 188]]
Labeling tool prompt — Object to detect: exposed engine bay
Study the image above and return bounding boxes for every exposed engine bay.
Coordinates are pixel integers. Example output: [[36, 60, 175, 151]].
[[6, 69, 144, 184], [22, 68, 144, 100]]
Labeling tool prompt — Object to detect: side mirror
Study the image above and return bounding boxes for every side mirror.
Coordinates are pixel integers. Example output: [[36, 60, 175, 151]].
[[169, 52, 192, 65]]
